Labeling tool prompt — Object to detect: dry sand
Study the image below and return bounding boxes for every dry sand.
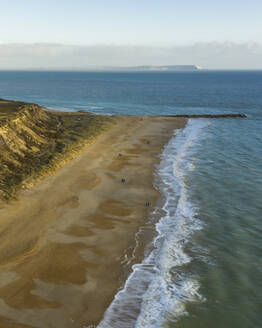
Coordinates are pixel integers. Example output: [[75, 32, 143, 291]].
[[0, 115, 185, 328]]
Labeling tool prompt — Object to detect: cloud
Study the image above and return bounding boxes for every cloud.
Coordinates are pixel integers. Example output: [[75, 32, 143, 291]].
[[0, 42, 261, 69]]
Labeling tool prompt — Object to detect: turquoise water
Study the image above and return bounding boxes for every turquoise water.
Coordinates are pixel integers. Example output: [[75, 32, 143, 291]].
[[0, 71, 262, 327]]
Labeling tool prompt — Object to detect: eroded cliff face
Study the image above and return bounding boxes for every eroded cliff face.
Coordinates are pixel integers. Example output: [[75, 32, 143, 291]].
[[0, 102, 115, 202], [0, 105, 59, 200]]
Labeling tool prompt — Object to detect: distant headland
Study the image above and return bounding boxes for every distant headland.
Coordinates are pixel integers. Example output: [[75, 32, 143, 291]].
[[117, 65, 203, 71]]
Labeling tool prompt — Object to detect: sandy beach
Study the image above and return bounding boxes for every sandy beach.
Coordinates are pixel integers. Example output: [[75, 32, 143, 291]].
[[0, 114, 185, 328]]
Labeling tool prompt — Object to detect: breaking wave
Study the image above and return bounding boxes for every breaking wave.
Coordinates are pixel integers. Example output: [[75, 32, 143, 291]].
[[98, 119, 209, 328]]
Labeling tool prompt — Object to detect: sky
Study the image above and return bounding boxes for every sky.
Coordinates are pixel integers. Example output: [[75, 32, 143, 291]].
[[1, 0, 262, 69]]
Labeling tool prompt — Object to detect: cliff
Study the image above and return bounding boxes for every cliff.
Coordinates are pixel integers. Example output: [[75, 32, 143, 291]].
[[0, 100, 115, 202]]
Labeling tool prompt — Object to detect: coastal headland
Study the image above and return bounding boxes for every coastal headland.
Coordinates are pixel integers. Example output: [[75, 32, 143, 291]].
[[0, 99, 186, 328], [0, 99, 246, 327]]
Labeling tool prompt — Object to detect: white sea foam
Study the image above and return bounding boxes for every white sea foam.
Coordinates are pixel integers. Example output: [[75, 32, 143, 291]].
[[98, 119, 209, 328]]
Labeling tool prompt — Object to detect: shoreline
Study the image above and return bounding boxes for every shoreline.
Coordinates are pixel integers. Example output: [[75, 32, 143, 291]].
[[0, 112, 186, 327]]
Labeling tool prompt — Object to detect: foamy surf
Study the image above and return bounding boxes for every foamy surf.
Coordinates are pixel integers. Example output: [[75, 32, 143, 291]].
[[98, 119, 209, 328]]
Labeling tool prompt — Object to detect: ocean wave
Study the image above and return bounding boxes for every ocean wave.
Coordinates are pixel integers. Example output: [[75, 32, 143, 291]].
[[98, 119, 209, 328]]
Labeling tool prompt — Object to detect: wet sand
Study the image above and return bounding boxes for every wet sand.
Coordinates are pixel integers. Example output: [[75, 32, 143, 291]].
[[0, 115, 185, 328]]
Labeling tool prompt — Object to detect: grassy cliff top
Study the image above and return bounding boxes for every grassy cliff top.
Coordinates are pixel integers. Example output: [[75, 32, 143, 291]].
[[0, 99, 116, 202], [0, 99, 28, 125]]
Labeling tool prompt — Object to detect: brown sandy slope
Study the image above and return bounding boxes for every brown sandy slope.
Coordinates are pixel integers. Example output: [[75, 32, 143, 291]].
[[0, 106, 185, 327]]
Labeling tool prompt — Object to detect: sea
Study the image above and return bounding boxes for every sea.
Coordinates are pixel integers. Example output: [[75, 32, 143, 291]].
[[0, 70, 261, 328]]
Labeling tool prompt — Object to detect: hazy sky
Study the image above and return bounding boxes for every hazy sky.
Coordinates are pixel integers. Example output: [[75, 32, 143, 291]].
[[1, 0, 262, 69]]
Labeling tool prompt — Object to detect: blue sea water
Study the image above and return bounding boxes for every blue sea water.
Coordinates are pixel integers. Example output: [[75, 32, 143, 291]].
[[0, 71, 262, 327]]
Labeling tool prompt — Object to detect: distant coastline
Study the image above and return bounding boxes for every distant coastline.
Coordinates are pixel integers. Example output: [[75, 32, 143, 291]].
[[0, 65, 204, 72], [115, 65, 203, 71]]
